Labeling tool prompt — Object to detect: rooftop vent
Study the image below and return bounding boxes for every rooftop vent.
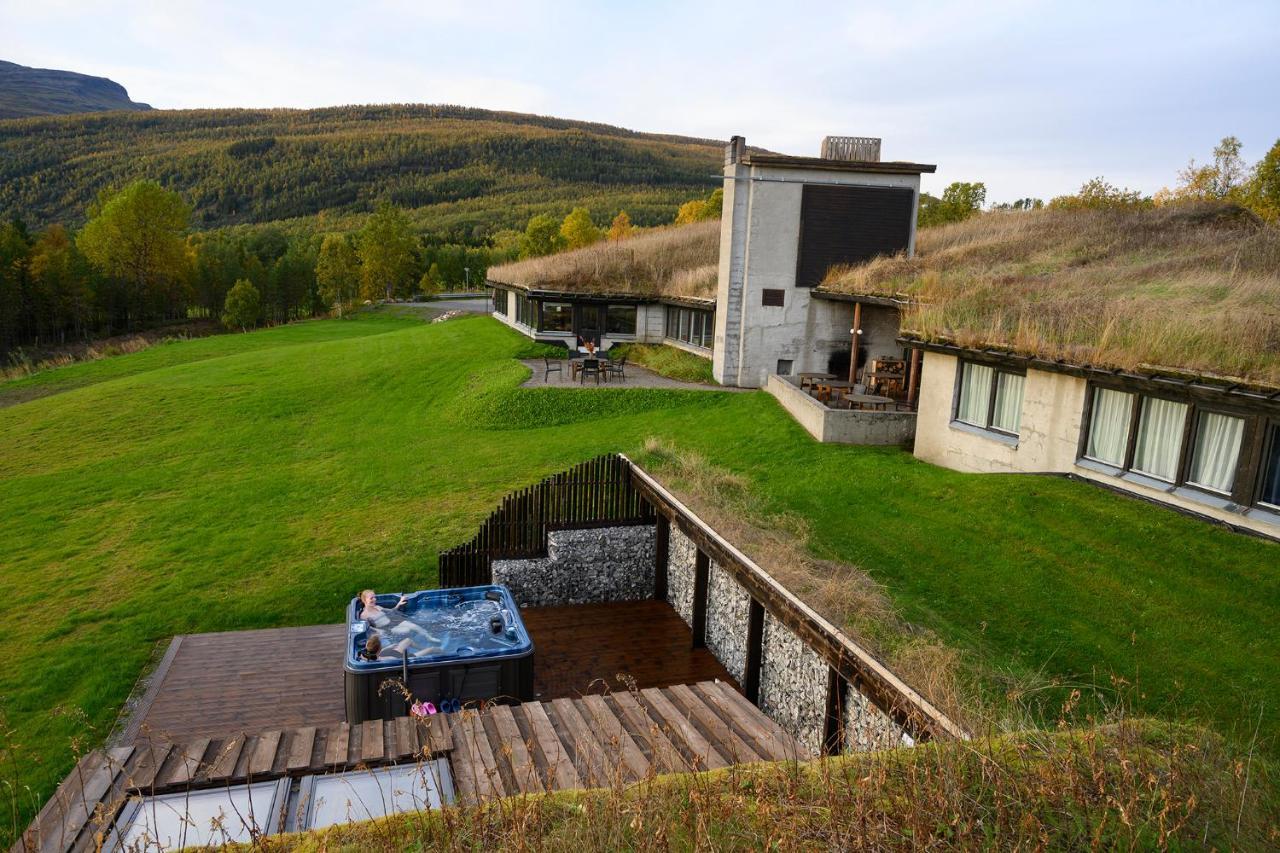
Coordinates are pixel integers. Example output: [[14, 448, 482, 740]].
[[820, 136, 881, 162]]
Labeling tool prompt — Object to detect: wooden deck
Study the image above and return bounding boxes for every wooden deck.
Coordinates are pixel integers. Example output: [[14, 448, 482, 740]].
[[23, 682, 805, 853], [121, 600, 736, 743]]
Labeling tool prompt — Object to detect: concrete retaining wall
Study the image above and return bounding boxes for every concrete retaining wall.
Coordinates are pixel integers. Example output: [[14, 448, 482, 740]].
[[766, 374, 916, 445], [492, 525, 656, 607]]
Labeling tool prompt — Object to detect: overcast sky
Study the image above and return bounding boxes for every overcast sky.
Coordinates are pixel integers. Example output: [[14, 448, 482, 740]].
[[3, 0, 1277, 201]]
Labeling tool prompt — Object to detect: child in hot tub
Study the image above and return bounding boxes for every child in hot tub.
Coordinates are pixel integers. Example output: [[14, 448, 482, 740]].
[[358, 634, 413, 661], [358, 589, 442, 647]]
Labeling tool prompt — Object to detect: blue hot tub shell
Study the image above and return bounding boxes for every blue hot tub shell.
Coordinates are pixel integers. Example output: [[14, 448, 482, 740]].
[[344, 585, 535, 723]]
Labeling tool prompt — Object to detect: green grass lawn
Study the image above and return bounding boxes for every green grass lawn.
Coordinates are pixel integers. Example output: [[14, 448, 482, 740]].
[[0, 313, 1275, 840]]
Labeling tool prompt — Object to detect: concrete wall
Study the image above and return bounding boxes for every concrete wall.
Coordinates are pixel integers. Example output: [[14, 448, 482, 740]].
[[713, 162, 922, 389], [766, 374, 916, 445], [913, 351, 1280, 538], [492, 525, 655, 607]]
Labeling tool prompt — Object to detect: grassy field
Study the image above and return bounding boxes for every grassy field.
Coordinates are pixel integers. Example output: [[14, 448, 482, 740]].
[[0, 312, 1276, 839]]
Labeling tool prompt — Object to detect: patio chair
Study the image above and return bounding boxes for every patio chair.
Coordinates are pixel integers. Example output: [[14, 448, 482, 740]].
[[543, 356, 564, 382], [578, 358, 602, 385], [609, 354, 628, 382]]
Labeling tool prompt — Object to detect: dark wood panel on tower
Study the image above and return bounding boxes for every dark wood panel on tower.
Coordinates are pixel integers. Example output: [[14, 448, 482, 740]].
[[795, 184, 915, 288]]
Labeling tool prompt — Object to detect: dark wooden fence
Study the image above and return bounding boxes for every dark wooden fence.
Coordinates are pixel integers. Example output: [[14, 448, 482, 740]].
[[438, 454, 656, 587]]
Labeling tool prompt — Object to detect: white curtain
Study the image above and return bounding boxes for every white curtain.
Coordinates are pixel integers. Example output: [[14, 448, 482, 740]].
[[1132, 397, 1188, 481], [1188, 411, 1244, 493], [992, 372, 1025, 434], [957, 363, 994, 426], [1086, 388, 1133, 465]]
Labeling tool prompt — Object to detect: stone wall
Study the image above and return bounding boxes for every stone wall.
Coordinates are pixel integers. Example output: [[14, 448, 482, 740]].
[[757, 613, 828, 756], [844, 683, 908, 751], [492, 524, 655, 607], [703, 561, 750, 683], [666, 525, 697, 628]]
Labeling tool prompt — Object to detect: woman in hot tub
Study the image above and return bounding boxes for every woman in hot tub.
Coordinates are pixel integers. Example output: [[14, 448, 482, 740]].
[[358, 589, 442, 647]]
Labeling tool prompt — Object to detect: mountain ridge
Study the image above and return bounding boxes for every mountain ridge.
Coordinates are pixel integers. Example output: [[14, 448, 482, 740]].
[[0, 59, 151, 119]]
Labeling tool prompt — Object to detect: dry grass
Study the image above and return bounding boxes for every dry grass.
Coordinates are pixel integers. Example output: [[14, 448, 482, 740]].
[[268, 719, 1275, 851], [821, 202, 1280, 387], [487, 221, 720, 301], [637, 438, 980, 732]]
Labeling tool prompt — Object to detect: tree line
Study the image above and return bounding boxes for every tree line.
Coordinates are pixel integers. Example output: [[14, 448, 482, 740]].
[[919, 137, 1280, 227], [0, 182, 518, 352]]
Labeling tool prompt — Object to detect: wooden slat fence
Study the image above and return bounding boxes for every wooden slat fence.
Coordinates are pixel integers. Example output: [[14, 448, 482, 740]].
[[438, 454, 655, 587]]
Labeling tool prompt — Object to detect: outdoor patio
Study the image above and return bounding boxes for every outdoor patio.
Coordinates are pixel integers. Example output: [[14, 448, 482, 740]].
[[518, 358, 740, 391]]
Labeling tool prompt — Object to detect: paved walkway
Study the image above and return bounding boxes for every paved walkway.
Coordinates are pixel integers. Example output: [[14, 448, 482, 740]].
[[518, 359, 744, 391]]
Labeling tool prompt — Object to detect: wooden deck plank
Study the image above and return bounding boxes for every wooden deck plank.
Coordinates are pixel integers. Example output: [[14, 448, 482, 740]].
[[706, 681, 807, 758], [668, 684, 762, 764], [548, 698, 612, 786], [360, 720, 384, 762], [394, 716, 418, 759], [157, 737, 209, 787], [640, 687, 728, 771], [119, 601, 735, 745], [455, 713, 504, 802], [286, 727, 317, 771], [693, 682, 805, 761], [447, 726, 482, 807], [125, 741, 171, 791], [580, 695, 649, 782], [520, 702, 581, 791], [324, 724, 350, 766], [488, 705, 544, 795], [609, 692, 688, 774], [205, 735, 245, 782], [248, 730, 282, 777]]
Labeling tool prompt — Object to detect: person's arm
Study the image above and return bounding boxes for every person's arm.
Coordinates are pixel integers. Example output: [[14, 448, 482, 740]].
[[395, 594, 408, 609]]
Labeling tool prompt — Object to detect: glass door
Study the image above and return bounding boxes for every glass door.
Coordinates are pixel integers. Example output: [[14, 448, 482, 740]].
[[575, 304, 604, 347]]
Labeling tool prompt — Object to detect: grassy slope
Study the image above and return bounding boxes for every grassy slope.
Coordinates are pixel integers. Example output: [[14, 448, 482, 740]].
[[0, 314, 1276, 837]]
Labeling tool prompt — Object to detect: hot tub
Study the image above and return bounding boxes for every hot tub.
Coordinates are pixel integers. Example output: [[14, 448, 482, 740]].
[[344, 584, 534, 724]]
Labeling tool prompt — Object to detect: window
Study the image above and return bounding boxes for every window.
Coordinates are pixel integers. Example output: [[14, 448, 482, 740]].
[[114, 781, 285, 850], [663, 305, 715, 350], [1132, 397, 1188, 482], [762, 289, 785, 307], [540, 302, 572, 333], [493, 289, 508, 316], [605, 304, 637, 335], [1260, 424, 1280, 509], [307, 763, 452, 829], [514, 293, 533, 327], [1187, 411, 1244, 494], [1085, 387, 1134, 466], [954, 361, 1024, 436], [1080, 384, 1260, 503]]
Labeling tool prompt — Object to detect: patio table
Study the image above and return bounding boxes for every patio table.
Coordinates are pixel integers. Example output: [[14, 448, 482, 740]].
[[812, 379, 856, 403], [842, 392, 895, 411], [797, 372, 835, 390]]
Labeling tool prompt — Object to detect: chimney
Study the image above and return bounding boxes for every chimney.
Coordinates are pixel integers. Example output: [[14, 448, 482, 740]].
[[725, 135, 746, 165], [820, 136, 881, 162]]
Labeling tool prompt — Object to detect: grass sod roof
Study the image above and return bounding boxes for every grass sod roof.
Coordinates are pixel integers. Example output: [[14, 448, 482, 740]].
[[263, 720, 1276, 850], [486, 220, 720, 303], [819, 202, 1280, 390]]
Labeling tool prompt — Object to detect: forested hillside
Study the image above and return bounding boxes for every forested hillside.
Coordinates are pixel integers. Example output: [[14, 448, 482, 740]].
[[0, 60, 151, 119], [0, 105, 723, 239]]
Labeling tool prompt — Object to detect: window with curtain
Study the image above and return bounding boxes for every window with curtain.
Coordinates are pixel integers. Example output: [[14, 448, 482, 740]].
[[1187, 411, 1244, 493], [956, 363, 994, 427], [992, 372, 1025, 433], [1132, 397, 1188, 481], [1085, 387, 1134, 466], [1260, 425, 1280, 509]]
